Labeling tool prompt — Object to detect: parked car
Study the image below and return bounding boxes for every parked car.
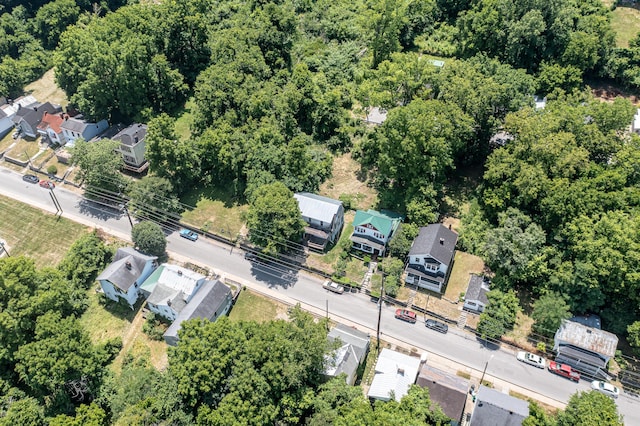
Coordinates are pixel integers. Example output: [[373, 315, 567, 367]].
[[395, 309, 417, 324], [244, 252, 258, 261], [38, 180, 55, 189], [22, 174, 39, 184], [591, 380, 620, 399], [322, 280, 345, 294], [179, 228, 198, 241], [516, 351, 546, 369], [548, 361, 580, 382], [425, 319, 448, 334]]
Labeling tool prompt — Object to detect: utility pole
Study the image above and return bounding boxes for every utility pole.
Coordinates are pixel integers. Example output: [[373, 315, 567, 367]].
[[326, 299, 329, 331], [480, 355, 494, 387], [376, 272, 385, 352], [0, 239, 10, 257], [123, 204, 134, 228]]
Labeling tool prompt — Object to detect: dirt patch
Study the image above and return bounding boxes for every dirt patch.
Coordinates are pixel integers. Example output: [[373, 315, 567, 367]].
[[320, 152, 378, 210], [588, 78, 640, 104]]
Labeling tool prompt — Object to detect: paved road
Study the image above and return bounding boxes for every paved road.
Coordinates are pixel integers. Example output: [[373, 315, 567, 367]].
[[1, 168, 638, 424]]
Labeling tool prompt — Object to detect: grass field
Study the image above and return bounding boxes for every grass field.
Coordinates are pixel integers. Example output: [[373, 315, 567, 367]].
[[24, 68, 68, 107], [0, 194, 89, 267], [174, 98, 195, 140], [181, 186, 248, 238], [612, 5, 640, 48], [319, 153, 378, 211], [228, 289, 289, 323], [445, 251, 485, 301], [5, 138, 43, 162]]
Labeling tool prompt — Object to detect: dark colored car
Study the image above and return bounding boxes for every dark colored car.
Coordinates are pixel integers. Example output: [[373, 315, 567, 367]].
[[395, 309, 417, 324], [425, 319, 448, 334], [244, 252, 258, 261], [23, 174, 39, 184], [39, 180, 55, 189], [179, 228, 198, 241]]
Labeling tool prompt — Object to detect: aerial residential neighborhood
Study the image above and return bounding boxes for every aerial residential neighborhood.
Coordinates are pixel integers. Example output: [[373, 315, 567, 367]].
[[0, 0, 639, 424]]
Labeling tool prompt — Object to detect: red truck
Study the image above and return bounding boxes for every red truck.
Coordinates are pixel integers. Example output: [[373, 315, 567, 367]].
[[548, 361, 580, 382]]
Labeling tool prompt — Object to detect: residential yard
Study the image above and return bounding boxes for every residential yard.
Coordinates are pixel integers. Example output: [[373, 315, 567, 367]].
[[39, 153, 71, 178], [445, 251, 485, 301], [5, 137, 43, 162], [345, 257, 368, 285], [612, 5, 640, 48], [0, 131, 15, 154], [306, 212, 354, 273], [228, 289, 290, 323], [181, 186, 248, 239], [319, 152, 378, 211], [24, 68, 69, 107], [0, 194, 89, 267]]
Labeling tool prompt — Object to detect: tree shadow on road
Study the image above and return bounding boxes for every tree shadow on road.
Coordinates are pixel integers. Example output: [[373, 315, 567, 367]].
[[77, 199, 124, 221]]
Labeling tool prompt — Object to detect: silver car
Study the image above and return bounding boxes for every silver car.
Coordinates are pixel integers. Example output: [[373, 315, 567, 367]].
[[516, 351, 546, 369], [591, 381, 620, 399]]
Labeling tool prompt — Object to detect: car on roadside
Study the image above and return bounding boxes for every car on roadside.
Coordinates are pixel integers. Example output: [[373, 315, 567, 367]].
[[244, 252, 258, 261], [179, 228, 198, 241], [395, 309, 417, 324], [548, 361, 580, 382], [322, 280, 345, 294], [516, 351, 546, 369], [591, 380, 620, 399], [425, 319, 448, 334], [23, 174, 39, 184], [38, 180, 55, 189]]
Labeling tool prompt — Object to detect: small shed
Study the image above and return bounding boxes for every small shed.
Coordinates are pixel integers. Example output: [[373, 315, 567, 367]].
[[463, 275, 490, 313]]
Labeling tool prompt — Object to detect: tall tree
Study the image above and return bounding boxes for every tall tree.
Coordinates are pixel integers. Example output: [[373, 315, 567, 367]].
[[131, 221, 166, 258], [556, 391, 623, 426], [245, 182, 305, 255], [531, 292, 571, 338], [57, 231, 114, 289], [71, 138, 126, 194]]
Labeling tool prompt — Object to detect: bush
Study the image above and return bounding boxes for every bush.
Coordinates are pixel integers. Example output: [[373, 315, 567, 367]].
[[338, 194, 354, 210], [131, 221, 166, 257], [47, 165, 58, 175], [142, 312, 168, 341], [363, 255, 371, 265]]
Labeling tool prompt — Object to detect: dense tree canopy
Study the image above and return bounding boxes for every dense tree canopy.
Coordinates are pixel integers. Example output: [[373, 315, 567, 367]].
[[131, 221, 166, 258]]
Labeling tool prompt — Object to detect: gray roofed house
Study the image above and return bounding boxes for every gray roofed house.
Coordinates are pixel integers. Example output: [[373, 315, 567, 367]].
[[367, 348, 421, 402], [61, 116, 109, 147], [113, 123, 149, 172], [405, 224, 458, 293], [470, 386, 529, 426], [294, 192, 344, 251], [416, 364, 469, 426], [554, 319, 618, 379], [164, 279, 233, 346], [0, 107, 12, 138], [324, 324, 370, 385], [11, 102, 62, 138], [97, 247, 158, 308], [463, 275, 490, 314]]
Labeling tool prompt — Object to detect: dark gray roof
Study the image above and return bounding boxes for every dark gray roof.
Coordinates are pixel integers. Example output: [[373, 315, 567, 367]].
[[113, 123, 147, 146], [11, 102, 60, 128], [466, 275, 490, 305], [417, 364, 469, 423], [328, 324, 370, 362], [95, 123, 127, 140], [408, 224, 457, 266], [96, 247, 156, 292], [164, 280, 232, 343], [554, 320, 618, 358], [569, 314, 601, 330], [470, 386, 529, 426]]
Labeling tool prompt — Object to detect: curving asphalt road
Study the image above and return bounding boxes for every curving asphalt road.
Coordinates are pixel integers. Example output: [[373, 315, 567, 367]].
[[1, 167, 638, 424]]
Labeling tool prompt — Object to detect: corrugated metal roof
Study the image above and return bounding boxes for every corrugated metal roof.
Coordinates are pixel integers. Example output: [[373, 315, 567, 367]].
[[353, 209, 403, 236], [294, 192, 342, 224], [554, 320, 618, 358], [367, 348, 421, 401]]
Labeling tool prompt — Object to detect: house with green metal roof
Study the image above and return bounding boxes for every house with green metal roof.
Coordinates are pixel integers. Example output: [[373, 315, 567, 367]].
[[350, 209, 403, 256]]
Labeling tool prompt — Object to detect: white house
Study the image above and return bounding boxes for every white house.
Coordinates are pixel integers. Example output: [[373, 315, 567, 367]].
[[139, 264, 207, 321], [294, 192, 344, 251], [404, 224, 457, 293], [97, 247, 158, 308], [350, 209, 403, 256], [112, 123, 149, 173], [324, 324, 370, 385], [632, 108, 640, 135], [61, 116, 109, 147], [463, 275, 490, 313], [163, 279, 233, 346], [368, 348, 422, 402]]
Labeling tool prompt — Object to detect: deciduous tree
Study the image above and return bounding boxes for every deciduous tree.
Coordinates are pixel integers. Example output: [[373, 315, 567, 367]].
[[131, 221, 166, 258]]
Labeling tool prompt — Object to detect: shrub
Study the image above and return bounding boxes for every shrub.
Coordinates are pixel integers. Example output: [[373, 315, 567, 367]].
[[47, 164, 58, 175], [142, 312, 168, 341]]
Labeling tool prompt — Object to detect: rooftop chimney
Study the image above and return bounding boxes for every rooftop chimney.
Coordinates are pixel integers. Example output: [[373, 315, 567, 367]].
[[177, 270, 183, 276], [439, 238, 444, 245], [125, 261, 132, 270]]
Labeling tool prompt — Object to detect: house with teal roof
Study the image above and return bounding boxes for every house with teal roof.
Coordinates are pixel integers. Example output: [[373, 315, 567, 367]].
[[350, 209, 403, 256]]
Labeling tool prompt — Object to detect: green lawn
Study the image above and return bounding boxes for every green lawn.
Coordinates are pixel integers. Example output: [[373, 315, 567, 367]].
[[444, 251, 485, 301], [612, 6, 640, 48], [228, 289, 289, 323], [180, 186, 248, 239], [5, 137, 42, 162], [173, 97, 196, 140], [345, 257, 368, 284], [0, 194, 89, 267]]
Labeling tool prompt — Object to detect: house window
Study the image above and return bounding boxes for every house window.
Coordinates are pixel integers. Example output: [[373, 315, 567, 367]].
[[362, 244, 372, 252], [414, 257, 420, 263], [425, 264, 439, 272]]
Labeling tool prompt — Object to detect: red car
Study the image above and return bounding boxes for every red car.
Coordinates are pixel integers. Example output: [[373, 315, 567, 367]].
[[39, 180, 55, 189], [548, 361, 580, 382], [395, 309, 417, 324]]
